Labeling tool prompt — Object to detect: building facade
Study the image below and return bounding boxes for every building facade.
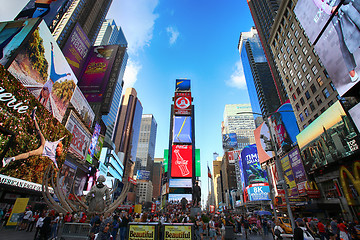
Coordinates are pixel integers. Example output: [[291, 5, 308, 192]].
[[95, 19, 128, 47], [136, 180, 153, 204], [152, 158, 163, 200]]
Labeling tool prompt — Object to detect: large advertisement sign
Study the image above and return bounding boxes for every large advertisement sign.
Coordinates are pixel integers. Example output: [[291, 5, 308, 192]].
[[288, 148, 308, 194], [171, 145, 192, 178], [136, 170, 151, 181], [65, 111, 91, 161], [72, 168, 87, 196], [254, 122, 274, 163], [168, 194, 192, 202], [0, 18, 39, 68], [280, 155, 299, 197], [86, 123, 101, 164], [164, 224, 192, 240], [0, 66, 70, 184], [297, 101, 359, 172], [78, 45, 118, 103], [349, 102, 360, 133], [59, 160, 76, 195], [195, 149, 201, 177], [8, 20, 77, 122], [62, 23, 91, 79], [129, 224, 156, 240], [247, 183, 271, 201], [222, 133, 238, 150], [15, 0, 68, 28], [268, 102, 299, 154], [174, 92, 191, 115], [175, 79, 191, 91], [228, 150, 241, 164], [70, 87, 95, 128], [6, 198, 29, 226], [169, 178, 192, 188], [173, 116, 192, 143], [294, 0, 360, 96]]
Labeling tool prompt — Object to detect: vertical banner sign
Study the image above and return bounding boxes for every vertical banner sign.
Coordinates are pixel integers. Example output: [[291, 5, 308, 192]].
[[86, 123, 101, 164], [174, 92, 191, 115], [288, 148, 308, 194], [280, 154, 299, 197], [7, 198, 29, 226], [171, 145, 192, 178]]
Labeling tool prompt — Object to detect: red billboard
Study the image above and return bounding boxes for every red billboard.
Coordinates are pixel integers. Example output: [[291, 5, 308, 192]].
[[174, 92, 191, 115], [171, 145, 192, 178]]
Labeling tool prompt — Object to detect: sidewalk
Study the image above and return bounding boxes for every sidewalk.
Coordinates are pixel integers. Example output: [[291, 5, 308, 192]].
[[0, 227, 36, 240]]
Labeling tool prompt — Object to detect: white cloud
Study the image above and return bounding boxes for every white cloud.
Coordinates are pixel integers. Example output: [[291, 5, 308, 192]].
[[122, 59, 142, 91], [166, 26, 179, 45], [0, 1, 29, 22], [226, 60, 247, 89]]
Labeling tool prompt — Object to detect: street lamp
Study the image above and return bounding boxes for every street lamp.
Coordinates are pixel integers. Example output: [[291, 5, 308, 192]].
[[237, 111, 296, 230]]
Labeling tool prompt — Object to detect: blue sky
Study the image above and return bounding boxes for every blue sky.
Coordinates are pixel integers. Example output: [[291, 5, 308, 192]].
[[1, 0, 255, 204]]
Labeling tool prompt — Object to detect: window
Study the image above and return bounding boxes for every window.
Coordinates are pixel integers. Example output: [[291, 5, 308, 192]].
[[283, 68, 287, 75], [291, 23, 295, 30], [293, 62, 298, 69], [294, 47, 299, 54], [299, 113, 304, 122], [316, 95, 322, 105], [286, 76, 290, 83], [330, 82, 336, 91], [298, 38, 303, 46], [307, 56, 313, 65], [281, 46, 284, 53], [316, 76, 324, 86], [318, 58, 323, 67], [287, 31, 292, 38], [302, 47, 308, 55], [321, 107, 326, 113], [286, 61, 291, 68], [290, 54, 294, 62], [284, 54, 288, 60], [322, 87, 330, 98], [301, 81, 306, 89], [302, 64, 307, 72], [314, 113, 319, 119], [303, 124, 307, 129], [306, 73, 312, 82], [312, 65, 318, 75], [310, 84, 317, 93], [324, 69, 330, 78], [287, 46, 291, 53], [284, 39, 287, 46], [328, 99, 334, 107], [300, 97, 305, 105], [309, 101, 315, 111], [296, 103, 300, 111], [298, 55, 303, 62], [280, 60, 284, 67], [292, 93, 297, 101], [277, 53, 281, 59], [289, 83, 293, 91], [304, 108, 309, 117], [293, 78, 298, 85], [296, 87, 301, 95], [290, 69, 294, 76], [290, 38, 295, 46], [305, 90, 311, 100], [297, 71, 302, 80], [295, 30, 299, 38]]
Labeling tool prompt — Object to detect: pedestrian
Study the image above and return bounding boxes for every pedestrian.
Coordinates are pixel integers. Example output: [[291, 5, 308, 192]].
[[331, 218, 339, 239], [27, 210, 38, 232], [294, 219, 305, 240], [337, 219, 349, 240], [209, 216, 217, 240], [243, 217, 250, 239], [21, 207, 33, 230], [274, 220, 284, 240], [119, 211, 131, 240], [34, 212, 45, 240], [262, 216, 269, 235], [111, 215, 120, 240], [39, 213, 51, 240], [257, 216, 263, 235], [318, 219, 328, 240], [50, 212, 60, 240], [89, 218, 101, 240], [96, 222, 111, 240]]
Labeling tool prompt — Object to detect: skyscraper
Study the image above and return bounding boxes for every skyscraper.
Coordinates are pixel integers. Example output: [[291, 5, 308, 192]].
[[95, 19, 128, 47], [239, 27, 281, 116], [134, 114, 158, 180], [152, 158, 163, 200]]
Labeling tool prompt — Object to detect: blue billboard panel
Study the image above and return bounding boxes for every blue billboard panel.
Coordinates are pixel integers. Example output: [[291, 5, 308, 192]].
[[169, 178, 192, 188], [247, 184, 271, 201], [173, 116, 192, 143], [175, 79, 191, 91], [136, 170, 151, 181], [222, 133, 238, 150]]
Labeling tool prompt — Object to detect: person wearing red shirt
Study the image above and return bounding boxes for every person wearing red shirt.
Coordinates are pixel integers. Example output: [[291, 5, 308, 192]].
[[337, 220, 349, 240], [317, 220, 327, 240]]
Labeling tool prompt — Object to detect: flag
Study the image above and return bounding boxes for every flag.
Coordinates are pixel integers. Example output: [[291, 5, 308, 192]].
[[208, 166, 212, 178]]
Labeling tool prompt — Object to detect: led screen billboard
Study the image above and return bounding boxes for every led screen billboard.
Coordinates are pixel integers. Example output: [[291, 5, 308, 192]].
[[297, 101, 359, 172], [349, 102, 360, 133], [65, 111, 91, 161], [86, 123, 101, 164], [0, 18, 39, 68], [222, 133, 238, 150], [168, 194, 192, 202], [175, 79, 191, 91], [8, 20, 77, 122], [78, 45, 118, 103], [288, 147, 308, 195], [0, 66, 71, 184], [247, 183, 271, 201], [70, 87, 95, 128], [195, 149, 201, 177], [254, 122, 274, 163], [59, 160, 76, 195], [136, 170, 151, 181], [164, 149, 169, 173], [280, 155, 299, 197], [294, 0, 360, 96], [228, 150, 241, 164], [169, 178, 192, 188], [72, 168, 87, 196], [62, 23, 91, 79], [171, 145, 192, 178], [173, 116, 192, 143], [174, 92, 191, 115]]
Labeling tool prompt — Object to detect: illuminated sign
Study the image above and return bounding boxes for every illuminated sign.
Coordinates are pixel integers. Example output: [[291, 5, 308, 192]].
[[173, 116, 192, 143], [171, 145, 192, 178], [0, 174, 53, 193], [222, 133, 238, 150], [174, 92, 191, 115], [175, 79, 191, 91], [169, 178, 192, 188], [128, 224, 156, 240]]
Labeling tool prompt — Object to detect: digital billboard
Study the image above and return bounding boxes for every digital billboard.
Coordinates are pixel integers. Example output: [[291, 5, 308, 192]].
[[268, 102, 299, 154], [227, 150, 241, 164], [171, 145, 192, 178], [168, 194, 192, 202], [222, 133, 238, 150], [246, 183, 271, 201], [0, 66, 71, 184], [164, 149, 169, 173], [175, 79, 191, 91], [174, 92, 191, 115], [294, 0, 360, 96], [86, 123, 101, 164], [195, 149, 201, 177], [136, 170, 151, 181], [78, 45, 118, 103], [169, 178, 192, 188], [59, 160, 76, 195], [70, 87, 95, 128], [254, 122, 274, 163], [15, 0, 68, 28], [72, 168, 87, 196], [288, 148, 308, 194], [280, 155, 299, 197], [173, 116, 192, 143], [0, 18, 39, 68], [65, 111, 91, 161], [93, 135, 104, 160], [297, 101, 359, 172], [8, 20, 77, 122], [62, 23, 91, 79], [349, 102, 360, 133]]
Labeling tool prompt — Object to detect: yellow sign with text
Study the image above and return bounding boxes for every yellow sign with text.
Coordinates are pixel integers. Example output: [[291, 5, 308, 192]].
[[7, 198, 29, 226], [164, 225, 192, 240], [129, 225, 155, 240], [134, 204, 142, 213]]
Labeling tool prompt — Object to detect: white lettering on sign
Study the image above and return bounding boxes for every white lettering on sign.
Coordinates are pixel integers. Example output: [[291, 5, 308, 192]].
[[0, 174, 54, 193], [0, 87, 29, 113], [246, 153, 259, 164]]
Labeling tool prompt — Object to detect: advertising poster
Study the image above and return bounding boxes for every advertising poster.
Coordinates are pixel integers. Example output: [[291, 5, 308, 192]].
[[86, 123, 101, 164], [349, 102, 360, 133], [246, 183, 271, 201], [6, 198, 29, 226], [78, 45, 118, 102], [228, 150, 241, 164], [164, 224, 192, 240], [0, 18, 39, 68], [8, 21, 77, 122], [175, 79, 191, 91], [72, 168, 87, 196], [62, 23, 91, 79], [93, 135, 104, 160], [15, 0, 68, 28], [168, 194, 192, 202], [136, 170, 151, 181], [0, 66, 70, 184], [128, 224, 156, 240], [59, 160, 76, 195], [65, 111, 91, 161], [288, 148, 308, 194], [173, 116, 192, 143], [171, 145, 192, 178], [169, 178, 192, 188], [294, 0, 360, 96], [70, 86, 95, 128], [280, 155, 299, 197], [254, 122, 274, 163], [222, 133, 238, 150], [297, 101, 359, 172], [174, 92, 191, 115], [195, 149, 201, 177], [164, 149, 169, 173], [268, 102, 299, 154]]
